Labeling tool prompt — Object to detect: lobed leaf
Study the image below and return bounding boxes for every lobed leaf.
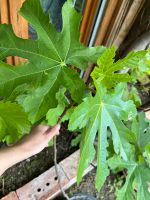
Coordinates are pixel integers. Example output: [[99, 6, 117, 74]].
[[91, 47, 146, 88], [69, 83, 137, 190], [0, 0, 105, 123]]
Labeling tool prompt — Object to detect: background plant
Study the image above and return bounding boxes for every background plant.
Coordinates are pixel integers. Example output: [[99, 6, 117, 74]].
[[0, 0, 150, 199]]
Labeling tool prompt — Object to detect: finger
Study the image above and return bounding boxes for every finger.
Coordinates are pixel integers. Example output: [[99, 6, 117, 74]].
[[37, 124, 50, 133], [45, 124, 60, 139]]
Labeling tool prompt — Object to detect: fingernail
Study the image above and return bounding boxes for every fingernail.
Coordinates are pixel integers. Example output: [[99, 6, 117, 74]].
[[57, 131, 60, 135], [55, 124, 60, 131]]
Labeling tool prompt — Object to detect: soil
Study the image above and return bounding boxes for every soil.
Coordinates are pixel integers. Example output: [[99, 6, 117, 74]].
[[56, 169, 116, 200], [0, 123, 77, 198]]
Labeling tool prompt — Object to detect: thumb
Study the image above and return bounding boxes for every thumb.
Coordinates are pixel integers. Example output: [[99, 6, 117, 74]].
[[45, 124, 60, 139]]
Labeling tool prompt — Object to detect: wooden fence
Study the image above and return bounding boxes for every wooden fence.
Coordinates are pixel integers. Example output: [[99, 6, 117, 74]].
[[0, 0, 28, 65]]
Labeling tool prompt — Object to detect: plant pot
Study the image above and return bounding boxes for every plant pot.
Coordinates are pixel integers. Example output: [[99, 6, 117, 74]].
[[69, 193, 96, 200]]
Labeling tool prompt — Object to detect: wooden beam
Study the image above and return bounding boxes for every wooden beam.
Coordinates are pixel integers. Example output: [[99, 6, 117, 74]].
[[8, 0, 28, 65], [94, 0, 120, 45], [80, 0, 99, 45], [83, 0, 120, 82], [113, 0, 145, 48], [16, 150, 94, 200], [0, 0, 14, 65]]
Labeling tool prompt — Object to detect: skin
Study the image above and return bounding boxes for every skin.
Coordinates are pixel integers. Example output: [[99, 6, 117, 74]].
[[0, 124, 60, 176]]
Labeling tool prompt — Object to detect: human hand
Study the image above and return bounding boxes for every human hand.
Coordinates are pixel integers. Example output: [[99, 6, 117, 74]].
[[17, 124, 60, 157]]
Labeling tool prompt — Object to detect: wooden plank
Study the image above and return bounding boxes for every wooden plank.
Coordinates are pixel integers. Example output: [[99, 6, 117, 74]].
[[146, 111, 150, 120], [0, 0, 14, 65], [80, 0, 99, 45], [105, 0, 131, 46], [80, 0, 93, 44], [103, 0, 124, 46], [83, 0, 119, 81], [0, 0, 9, 23], [94, 0, 120, 45], [113, 0, 145, 48], [16, 150, 94, 200], [0, 192, 19, 200], [8, 0, 28, 65]]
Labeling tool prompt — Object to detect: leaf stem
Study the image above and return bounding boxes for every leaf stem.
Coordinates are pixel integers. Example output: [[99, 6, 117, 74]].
[[53, 104, 74, 200]]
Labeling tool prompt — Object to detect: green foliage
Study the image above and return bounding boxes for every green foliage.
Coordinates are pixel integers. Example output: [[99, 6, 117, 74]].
[[0, 0, 105, 145], [123, 85, 141, 107], [130, 50, 150, 83], [91, 46, 146, 88], [46, 87, 69, 126], [69, 83, 137, 190], [108, 113, 150, 200], [0, 0, 105, 124], [0, 0, 149, 198], [71, 134, 81, 147], [0, 101, 30, 143]]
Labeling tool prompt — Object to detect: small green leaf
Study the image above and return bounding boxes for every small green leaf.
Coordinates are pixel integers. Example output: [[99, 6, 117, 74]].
[[91, 47, 146, 88], [123, 85, 141, 107], [71, 134, 81, 147], [46, 87, 69, 126], [0, 101, 30, 143]]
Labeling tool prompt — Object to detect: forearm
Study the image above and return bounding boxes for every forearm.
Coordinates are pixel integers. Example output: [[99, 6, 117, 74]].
[[0, 144, 31, 176], [0, 124, 60, 176]]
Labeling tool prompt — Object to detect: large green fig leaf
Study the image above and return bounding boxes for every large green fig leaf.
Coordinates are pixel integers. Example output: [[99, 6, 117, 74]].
[[0, 0, 105, 123], [69, 83, 137, 190], [0, 101, 30, 143]]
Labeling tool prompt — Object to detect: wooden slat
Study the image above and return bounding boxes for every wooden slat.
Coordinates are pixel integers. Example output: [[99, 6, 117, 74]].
[[146, 111, 150, 120], [103, 0, 124, 46], [80, 0, 99, 45], [80, 0, 93, 43], [83, 0, 120, 82], [94, 0, 120, 45], [113, 0, 145, 48], [0, 0, 9, 23], [105, 0, 131, 46], [16, 150, 94, 200], [8, 0, 28, 65], [0, 0, 14, 65]]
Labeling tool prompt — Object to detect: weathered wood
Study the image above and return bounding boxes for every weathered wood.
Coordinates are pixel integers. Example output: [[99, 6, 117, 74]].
[[95, 0, 120, 45], [105, 0, 131, 46], [8, 0, 28, 65], [16, 150, 94, 200], [113, 0, 145, 48], [83, 0, 119, 82], [0, 192, 19, 200], [80, 0, 93, 44], [80, 0, 99, 45], [146, 111, 150, 120], [0, 0, 14, 64]]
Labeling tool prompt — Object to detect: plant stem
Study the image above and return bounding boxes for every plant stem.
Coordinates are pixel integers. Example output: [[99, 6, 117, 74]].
[[53, 136, 69, 200], [53, 105, 73, 200]]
